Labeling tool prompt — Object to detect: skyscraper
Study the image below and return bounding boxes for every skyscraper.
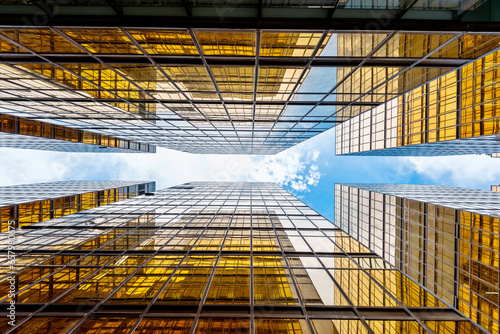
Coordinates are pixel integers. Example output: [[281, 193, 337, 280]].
[[0, 180, 155, 231], [335, 47, 500, 156], [335, 183, 499, 333], [0, 2, 497, 154], [0, 114, 156, 153], [0, 182, 483, 333]]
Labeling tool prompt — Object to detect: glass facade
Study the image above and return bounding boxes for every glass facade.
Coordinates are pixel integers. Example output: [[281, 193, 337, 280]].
[[333, 33, 500, 120], [0, 27, 499, 154], [0, 114, 155, 153], [335, 184, 500, 334], [0, 181, 481, 333], [336, 48, 500, 156], [0, 180, 155, 231]]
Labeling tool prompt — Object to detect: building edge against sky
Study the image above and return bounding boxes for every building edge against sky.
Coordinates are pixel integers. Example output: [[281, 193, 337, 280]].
[[0, 180, 156, 232], [335, 183, 500, 334], [335, 47, 500, 156], [0, 1, 498, 154], [0, 114, 156, 153], [0, 181, 484, 333]]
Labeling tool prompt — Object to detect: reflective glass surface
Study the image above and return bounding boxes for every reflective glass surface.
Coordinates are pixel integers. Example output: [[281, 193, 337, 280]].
[[0, 182, 478, 333], [0, 181, 155, 231], [336, 49, 500, 156], [336, 184, 500, 334], [0, 28, 498, 154]]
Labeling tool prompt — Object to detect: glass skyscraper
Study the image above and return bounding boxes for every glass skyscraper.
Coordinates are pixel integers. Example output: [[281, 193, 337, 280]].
[[0, 114, 155, 153], [0, 1, 497, 154], [0, 182, 483, 333], [0, 180, 155, 231], [0, 1, 499, 333], [335, 183, 500, 334], [336, 48, 500, 156]]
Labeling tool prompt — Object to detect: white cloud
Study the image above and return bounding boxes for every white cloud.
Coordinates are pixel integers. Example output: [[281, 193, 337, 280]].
[[243, 144, 322, 193], [0, 149, 70, 186], [0, 139, 323, 194], [0, 125, 334, 194], [404, 155, 500, 189]]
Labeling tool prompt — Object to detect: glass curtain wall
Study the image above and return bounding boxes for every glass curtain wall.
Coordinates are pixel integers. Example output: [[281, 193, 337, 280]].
[[1, 29, 499, 154], [0, 181, 155, 231], [0, 182, 482, 333], [335, 184, 500, 334], [336, 47, 500, 156]]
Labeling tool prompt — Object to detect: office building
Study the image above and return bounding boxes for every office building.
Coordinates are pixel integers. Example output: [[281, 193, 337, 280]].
[[0, 114, 155, 153], [335, 183, 499, 333], [336, 47, 500, 156], [0, 180, 155, 231], [0, 2, 498, 154], [0, 181, 482, 333]]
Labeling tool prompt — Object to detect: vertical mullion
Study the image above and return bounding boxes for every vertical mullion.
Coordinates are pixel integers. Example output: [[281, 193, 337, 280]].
[[456, 68, 463, 140], [250, 183, 255, 334], [422, 202, 428, 301], [424, 82, 430, 144], [252, 30, 261, 155], [453, 209, 460, 310]]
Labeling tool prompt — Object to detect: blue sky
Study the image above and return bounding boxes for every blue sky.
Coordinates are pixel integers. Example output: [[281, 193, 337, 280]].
[[2, 126, 500, 222]]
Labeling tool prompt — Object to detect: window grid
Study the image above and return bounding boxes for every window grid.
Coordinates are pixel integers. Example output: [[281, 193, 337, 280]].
[[0, 182, 478, 333], [0, 29, 499, 154], [336, 183, 499, 334]]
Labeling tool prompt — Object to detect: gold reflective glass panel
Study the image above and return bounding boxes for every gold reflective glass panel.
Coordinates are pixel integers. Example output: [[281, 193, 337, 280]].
[[196, 31, 255, 56], [128, 30, 197, 55], [261, 32, 325, 57], [211, 66, 254, 93], [156, 267, 212, 304], [312, 319, 368, 334], [135, 318, 193, 333], [161, 66, 215, 92], [195, 318, 250, 334], [61, 28, 140, 54], [0, 29, 84, 54], [105, 267, 175, 304], [2, 317, 81, 334], [74, 317, 137, 334], [255, 318, 310, 334], [205, 266, 250, 304], [254, 267, 298, 305], [337, 33, 390, 57]]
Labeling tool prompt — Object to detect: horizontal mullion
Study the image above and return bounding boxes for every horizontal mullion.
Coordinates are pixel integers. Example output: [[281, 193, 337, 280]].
[[0, 54, 468, 68], [2, 305, 465, 321], [0, 96, 380, 106], [0, 249, 377, 257]]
